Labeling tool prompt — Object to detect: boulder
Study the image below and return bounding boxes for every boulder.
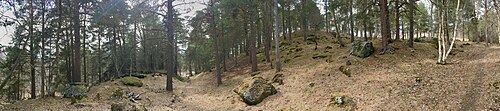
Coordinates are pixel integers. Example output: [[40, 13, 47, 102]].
[[111, 102, 147, 111], [233, 76, 277, 105], [63, 83, 88, 100], [349, 41, 374, 58], [120, 77, 143, 87]]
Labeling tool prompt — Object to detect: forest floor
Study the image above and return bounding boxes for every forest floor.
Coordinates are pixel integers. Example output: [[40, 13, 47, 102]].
[[1, 31, 499, 111]]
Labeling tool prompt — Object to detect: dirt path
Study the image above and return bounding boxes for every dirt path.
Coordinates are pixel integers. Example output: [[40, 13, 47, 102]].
[[458, 46, 500, 111], [459, 47, 487, 111]]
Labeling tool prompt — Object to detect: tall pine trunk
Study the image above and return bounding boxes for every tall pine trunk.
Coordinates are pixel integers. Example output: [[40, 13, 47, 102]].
[[166, 0, 174, 91], [249, 0, 258, 73], [379, 0, 390, 52], [274, 0, 282, 72], [72, 0, 82, 83], [409, 0, 414, 48], [29, 0, 36, 99]]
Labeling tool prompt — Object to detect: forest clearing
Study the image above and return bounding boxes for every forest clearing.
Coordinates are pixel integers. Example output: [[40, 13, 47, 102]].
[[0, 0, 500, 110]]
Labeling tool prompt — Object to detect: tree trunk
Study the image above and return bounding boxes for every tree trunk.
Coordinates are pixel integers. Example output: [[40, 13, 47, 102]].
[[484, 0, 489, 46], [72, 0, 82, 83], [211, 7, 222, 86], [302, 0, 307, 41], [166, 0, 174, 91], [332, 9, 345, 47], [325, 0, 329, 33], [264, 1, 272, 64], [249, 0, 258, 73], [287, 4, 292, 42], [349, 0, 355, 42], [29, 0, 36, 99], [409, 0, 414, 48], [379, 0, 390, 52], [83, 5, 87, 84], [441, 0, 461, 63], [274, 0, 281, 72], [395, 0, 400, 40], [40, 0, 46, 96]]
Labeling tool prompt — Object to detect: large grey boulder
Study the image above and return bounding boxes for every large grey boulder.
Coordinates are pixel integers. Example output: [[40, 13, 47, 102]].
[[349, 41, 374, 58], [233, 76, 277, 105]]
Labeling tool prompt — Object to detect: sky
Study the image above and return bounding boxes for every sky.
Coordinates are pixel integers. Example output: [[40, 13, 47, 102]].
[[0, 0, 208, 47], [0, 10, 14, 47]]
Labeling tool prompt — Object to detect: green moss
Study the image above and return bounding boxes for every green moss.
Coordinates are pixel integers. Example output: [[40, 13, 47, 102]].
[[111, 87, 124, 99], [120, 77, 143, 87]]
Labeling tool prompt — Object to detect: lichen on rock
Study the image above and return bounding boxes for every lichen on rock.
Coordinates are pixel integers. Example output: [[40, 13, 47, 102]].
[[233, 76, 277, 105]]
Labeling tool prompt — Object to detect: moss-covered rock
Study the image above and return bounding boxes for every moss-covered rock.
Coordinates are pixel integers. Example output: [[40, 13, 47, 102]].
[[233, 76, 277, 105], [327, 92, 356, 111], [63, 83, 88, 101], [111, 102, 147, 111], [271, 73, 284, 85], [120, 77, 143, 87], [349, 41, 374, 58]]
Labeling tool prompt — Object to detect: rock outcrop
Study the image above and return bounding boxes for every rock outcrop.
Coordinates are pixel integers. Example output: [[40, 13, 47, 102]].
[[233, 76, 277, 105]]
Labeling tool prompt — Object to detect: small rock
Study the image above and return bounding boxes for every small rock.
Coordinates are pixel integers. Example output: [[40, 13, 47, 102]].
[[339, 65, 351, 77], [328, 92, 356, 111], [111, 102, 147, 111], [415, 77, 423, 83], [326, 46, 333, 49], [345, 60, 351, 66], [308, 82, 315, 87]]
